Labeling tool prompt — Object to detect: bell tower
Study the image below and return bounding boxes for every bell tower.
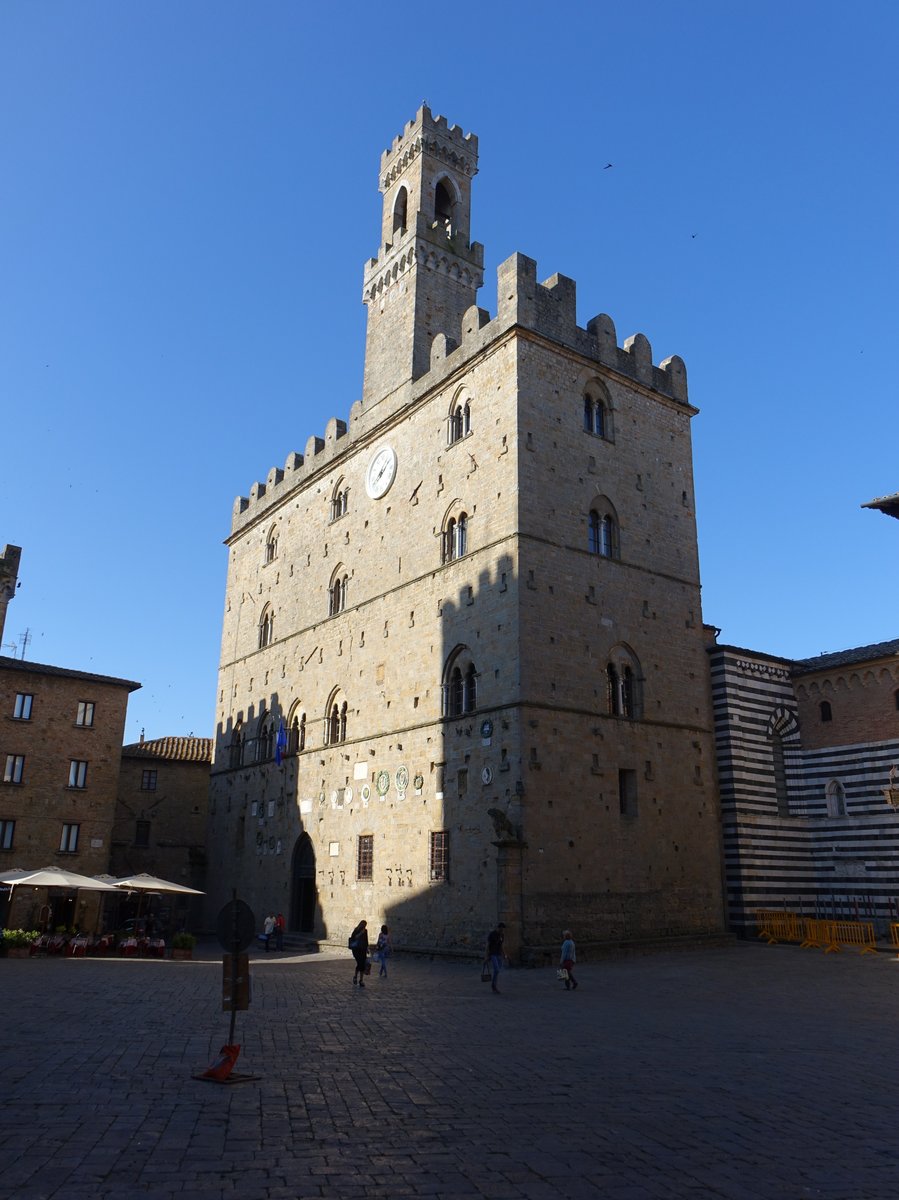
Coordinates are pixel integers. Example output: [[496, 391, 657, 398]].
[[362, 106, 484, 406]]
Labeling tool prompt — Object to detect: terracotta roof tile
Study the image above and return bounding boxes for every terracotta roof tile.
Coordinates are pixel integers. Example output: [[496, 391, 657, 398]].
[[122, 736, 212, 763]]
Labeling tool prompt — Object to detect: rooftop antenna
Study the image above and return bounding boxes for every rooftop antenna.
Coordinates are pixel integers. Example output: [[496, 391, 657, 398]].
[[18, 628, 31, 660]]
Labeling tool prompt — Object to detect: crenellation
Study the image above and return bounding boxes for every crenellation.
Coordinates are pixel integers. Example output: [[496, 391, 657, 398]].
[[266, 466, 284, 490], [232, 250, 692, 537], [325, 417, 347, 444], [623, 333, 653, 384], [380, 105, 478, 186]]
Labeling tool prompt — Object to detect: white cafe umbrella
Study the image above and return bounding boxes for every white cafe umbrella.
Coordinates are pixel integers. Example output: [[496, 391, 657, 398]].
[[0, 866, 121, 934], [113, 873, 204, 895], [113, 873, 204, 937], [0, 866, 120, 891]]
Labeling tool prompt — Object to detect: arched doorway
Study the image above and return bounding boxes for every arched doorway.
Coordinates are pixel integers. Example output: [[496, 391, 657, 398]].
[[290, 834, 316, 933]]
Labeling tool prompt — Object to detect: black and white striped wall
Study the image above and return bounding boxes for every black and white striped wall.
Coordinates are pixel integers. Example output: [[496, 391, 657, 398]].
[[709, 644, 899, 934]]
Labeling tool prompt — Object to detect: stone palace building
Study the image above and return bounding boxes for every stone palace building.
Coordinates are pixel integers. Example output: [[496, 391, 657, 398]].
[[205, 106, 727, 956]]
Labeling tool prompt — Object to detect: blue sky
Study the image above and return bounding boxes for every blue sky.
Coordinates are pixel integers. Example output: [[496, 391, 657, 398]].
[[2, 2, 897, 741]]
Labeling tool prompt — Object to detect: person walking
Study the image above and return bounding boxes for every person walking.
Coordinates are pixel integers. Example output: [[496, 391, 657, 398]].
[[485, 922, 506, 993], [375, 924, 391, 977], [262, 913, 275, 952], [560, 929, 578, 990], [274, 913, 285, 951], [349, 919, 369, 986]]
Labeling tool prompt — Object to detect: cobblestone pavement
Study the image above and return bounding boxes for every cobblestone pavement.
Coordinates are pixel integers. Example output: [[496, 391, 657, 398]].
[[0, 941, 897, 1200]]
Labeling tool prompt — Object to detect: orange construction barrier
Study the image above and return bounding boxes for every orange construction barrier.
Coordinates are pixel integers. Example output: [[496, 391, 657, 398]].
[[820, 920, 878, 955], [755, 910, 802, 944], [889, 923, 899, 954], [799, 918, 828, 949]]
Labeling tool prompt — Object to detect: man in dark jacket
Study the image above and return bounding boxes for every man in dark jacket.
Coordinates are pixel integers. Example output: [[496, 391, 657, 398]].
[[485, 922, 506, 993]]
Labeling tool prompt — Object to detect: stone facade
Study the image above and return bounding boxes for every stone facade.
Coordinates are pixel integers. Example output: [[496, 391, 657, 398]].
[[707, 633, 899, 933], [0, 655, 140, 929], [206, 107, 726, 955], [111, 736, 211, 915]]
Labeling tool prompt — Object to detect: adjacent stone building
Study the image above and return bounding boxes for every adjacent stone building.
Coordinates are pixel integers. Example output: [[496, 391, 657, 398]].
[[205, 106, 726, 955], [708, 633, 899, 933], [111, 736, 211, 908], [0, 655, 140, 929]]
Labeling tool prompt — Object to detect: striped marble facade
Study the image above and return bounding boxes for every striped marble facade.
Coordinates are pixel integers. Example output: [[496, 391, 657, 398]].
[[708, 641, 899, 934]]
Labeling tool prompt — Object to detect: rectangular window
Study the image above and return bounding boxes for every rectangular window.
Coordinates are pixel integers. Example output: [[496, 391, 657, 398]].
[[429, 830, 449, 882], [60, 823, 80, 853], [68, 760, 88, 789], [618, 769, 638, 817], [0, 819, 14, 850], [134, 820, 150, 847], [76, 701, 95, 727], [141, 769, 158, 792], [13, 693, 33, 720], [3, 755, 24, 784], [357, 834, 373, 881]]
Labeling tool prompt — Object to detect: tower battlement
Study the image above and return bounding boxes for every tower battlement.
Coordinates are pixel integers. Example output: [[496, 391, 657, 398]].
[[230, 254, 690, 536], [380, 105, 478, 190]]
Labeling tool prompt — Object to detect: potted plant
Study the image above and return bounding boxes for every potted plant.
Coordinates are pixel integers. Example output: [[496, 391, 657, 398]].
[[2, 929, 40, 959], [171, 932, 197, 960]]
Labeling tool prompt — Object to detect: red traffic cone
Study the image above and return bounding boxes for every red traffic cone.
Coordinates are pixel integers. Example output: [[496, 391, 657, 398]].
[[202, 1044, 240, 1081]]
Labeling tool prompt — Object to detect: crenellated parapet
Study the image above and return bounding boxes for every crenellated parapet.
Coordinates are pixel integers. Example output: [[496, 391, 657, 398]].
[[231, 253, 690, 535], [380, 105, 478, 193]]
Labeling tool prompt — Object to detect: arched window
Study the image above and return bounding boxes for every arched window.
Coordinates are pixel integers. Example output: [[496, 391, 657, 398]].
[[766, 709, 798, 817], [606, 646, 643, 719], [826, 779, 847, 817], [442, 512, 468, 563], [820, 700, 833, 722], [465, 663, 477, 712], [588, 501, 619, 559], [442, 647, 479, 718], [582, 381, 611, 440], [324, 692, 348, 746], [259, 606, 274, 649], [330, 480, 349, 522], [393, 186, 407, 235], [435, 178, 454, 231], [448, 398, 471, 445], [229, 725, 243, 769], [329, 567, 348, 616], [287, 707, 306, 755], [257, 716, 274, 763], [265, 526, 278, 564]]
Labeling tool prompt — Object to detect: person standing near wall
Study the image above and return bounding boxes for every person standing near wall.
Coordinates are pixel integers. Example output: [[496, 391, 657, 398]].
[[485, 922, 506, 993], [375, 924, 391, 977], [560, 929, 578, 990], [350, 919, 369, 987]]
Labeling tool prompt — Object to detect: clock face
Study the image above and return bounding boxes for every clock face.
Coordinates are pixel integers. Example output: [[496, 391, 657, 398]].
[[366, 445, 397, 499]]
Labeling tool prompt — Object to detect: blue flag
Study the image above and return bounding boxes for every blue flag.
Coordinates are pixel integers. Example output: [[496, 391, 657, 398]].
[[275, 718, 287, 765]]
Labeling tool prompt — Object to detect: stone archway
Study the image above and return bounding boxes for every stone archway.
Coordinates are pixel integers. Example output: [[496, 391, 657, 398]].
[[290, 834, 316, 934]]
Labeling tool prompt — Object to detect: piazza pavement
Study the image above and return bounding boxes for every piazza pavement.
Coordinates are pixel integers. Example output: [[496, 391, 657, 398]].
[[0, 939, 896, 1200]]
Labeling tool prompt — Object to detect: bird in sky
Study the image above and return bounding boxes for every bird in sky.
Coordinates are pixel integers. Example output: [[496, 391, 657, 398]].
[[603, 163, 613, 169]]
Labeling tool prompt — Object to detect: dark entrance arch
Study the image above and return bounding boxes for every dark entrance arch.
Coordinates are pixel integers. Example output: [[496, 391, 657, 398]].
[[290, 834, 317, 933]]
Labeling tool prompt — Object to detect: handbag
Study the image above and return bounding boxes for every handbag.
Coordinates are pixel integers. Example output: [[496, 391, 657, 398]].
[[481, 962, 492, 982], [557, 968, 569, 981], [363, 961, 372, 975]]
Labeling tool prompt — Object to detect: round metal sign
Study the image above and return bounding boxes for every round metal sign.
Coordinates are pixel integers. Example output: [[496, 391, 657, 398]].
[[216, 898, 256, 953]]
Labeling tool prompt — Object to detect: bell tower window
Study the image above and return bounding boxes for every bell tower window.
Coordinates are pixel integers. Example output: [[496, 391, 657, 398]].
[[393, 187, 408, 235], [435, 178, 454, 232]]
